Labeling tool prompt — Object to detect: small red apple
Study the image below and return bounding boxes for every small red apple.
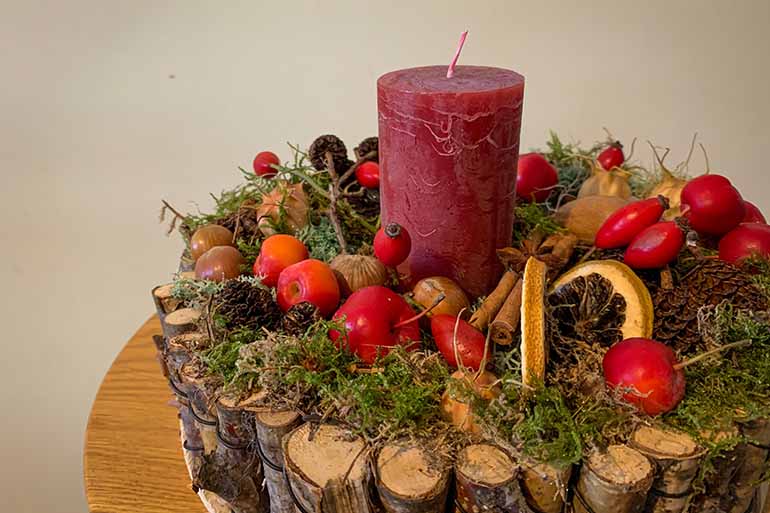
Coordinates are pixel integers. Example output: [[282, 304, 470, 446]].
[[329, 285, 420, 363], [254, 234, 309, 287], [603, 338, 685, 416], [276, 259, 340, 317], [430, 314, 486, 370]]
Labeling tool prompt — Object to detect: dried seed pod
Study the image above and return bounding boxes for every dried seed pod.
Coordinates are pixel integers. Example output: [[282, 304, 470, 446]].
[[578, 166, 633, 200], [330, 254, 388, 296], [308, 134, 348, 171], [554, 195, 630, 244]]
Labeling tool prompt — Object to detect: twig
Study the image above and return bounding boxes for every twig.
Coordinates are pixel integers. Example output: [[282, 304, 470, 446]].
[[325, 151, 349, 254], [673, 339, 751, 370]]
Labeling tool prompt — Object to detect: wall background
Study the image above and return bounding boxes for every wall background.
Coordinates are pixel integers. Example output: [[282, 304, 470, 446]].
[[1, 1, 768, 511]]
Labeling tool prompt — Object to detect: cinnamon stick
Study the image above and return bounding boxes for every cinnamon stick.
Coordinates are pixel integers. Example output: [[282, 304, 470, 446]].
[[489, 279, 524, 346], [469, 270, 518, 331]]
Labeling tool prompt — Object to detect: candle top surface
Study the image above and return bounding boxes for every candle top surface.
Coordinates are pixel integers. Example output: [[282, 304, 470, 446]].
[[378, 65, 523, 94]]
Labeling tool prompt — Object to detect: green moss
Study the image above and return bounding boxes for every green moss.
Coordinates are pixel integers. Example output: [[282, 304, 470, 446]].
[[297, 217, 341, 262], [666, 302, 770, 471], [513, 203, 564, 242]]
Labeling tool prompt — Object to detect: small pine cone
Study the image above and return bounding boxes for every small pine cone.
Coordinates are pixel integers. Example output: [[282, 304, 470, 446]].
[[215, 279, 282, 331], [215, 199, 262, 244], [653, 258, 767, 353], [344, 184, 380, 219], [354, 136, 378, 162], [308, 134, 348, 172], [282, 302, 322, 337]]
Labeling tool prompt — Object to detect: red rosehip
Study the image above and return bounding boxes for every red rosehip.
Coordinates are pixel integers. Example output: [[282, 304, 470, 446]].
[[597, 142, 625, 171], [253, 151, 280, 177], [624, 221, 685, 269], [374, 223, 412, 267], [742, 201, 767, 224], [680, 174, 744, 236], [718, 223, 770, 264], [595, 196, 668, 249], [355, 161, 380, 189]]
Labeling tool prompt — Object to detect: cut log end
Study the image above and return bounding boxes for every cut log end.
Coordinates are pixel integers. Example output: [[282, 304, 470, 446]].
[[574, 445, 653, 513], [283, 423, 373, 513], [255, 409, 301, 428], [456, 444, 524, 513], [521, 462, 571, 513], [163, 307, 202, 338], [456, 444, 516, 486], [376, 442, 450, 511], [587, 445, 653, 487], [631, 425, 701, 459]]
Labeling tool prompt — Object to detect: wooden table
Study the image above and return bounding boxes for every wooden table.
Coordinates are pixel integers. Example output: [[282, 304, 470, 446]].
[[84, 316, 205, 513]]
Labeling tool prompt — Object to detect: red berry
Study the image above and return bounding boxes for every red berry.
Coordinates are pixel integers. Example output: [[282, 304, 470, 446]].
[[742, 201, 767, 224], [515, 153, 559, 203], [355, 161, 380, 189], [597, 142, 625, 171], [253, 151, 280, 177], [603, 338, 685, 416], [595, 196, 668, 249], [718, 223, 770, 264], [680, 174, 745, 236], [624, 221, 685, 269], [374, 223, 412, 267]]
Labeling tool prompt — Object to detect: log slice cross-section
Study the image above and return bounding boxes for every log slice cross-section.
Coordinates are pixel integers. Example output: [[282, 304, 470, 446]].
[[375, 442, 451, 513]]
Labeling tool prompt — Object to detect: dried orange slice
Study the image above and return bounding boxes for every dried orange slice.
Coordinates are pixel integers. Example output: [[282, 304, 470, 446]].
[[520, 257, 548, 388], [549, 260, 653, 346]]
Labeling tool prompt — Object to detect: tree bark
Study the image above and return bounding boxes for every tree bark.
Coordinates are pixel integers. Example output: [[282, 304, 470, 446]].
[[253, 410, 303, 513], [282, 422, 374, 513], [520, 462, 571, 513], [629, 425, 703, 513], [572, 445, 654, 513], [162, 307, 202, 339], [165, 332, 210, 383], [152, 282, 182, 324], [195, 393, 270, 513], [689, 428, 744, 512], [730, 418, 770, 513], [180, 359, 220, 455], [374, 441, 451, 513], [454, 444, 525, 512]]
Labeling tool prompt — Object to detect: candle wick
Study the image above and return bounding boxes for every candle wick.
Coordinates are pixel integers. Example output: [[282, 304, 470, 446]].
[[446, 30, 468, 79]]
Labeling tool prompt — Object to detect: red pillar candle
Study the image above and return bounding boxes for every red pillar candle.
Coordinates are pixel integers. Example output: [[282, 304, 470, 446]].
[[377, 65, 525, 297]]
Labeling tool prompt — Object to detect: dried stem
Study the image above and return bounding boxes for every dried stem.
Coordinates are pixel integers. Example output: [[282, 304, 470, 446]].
[[325, 151, 349, 254], [673, 339, 751, 370]]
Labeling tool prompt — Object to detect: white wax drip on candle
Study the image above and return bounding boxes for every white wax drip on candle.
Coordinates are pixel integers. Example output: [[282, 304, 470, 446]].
[[446, 30, 469, 79]]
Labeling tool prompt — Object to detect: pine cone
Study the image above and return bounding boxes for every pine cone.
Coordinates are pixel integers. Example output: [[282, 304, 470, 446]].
[[354, 136, 378, 162], [308, 134, 348, 172], [282, 302, 322, 337], [344, 184, 380, 219], [215, 199, 262, 244], [653, 258, 767, 353], [215, 279, 282, 331]]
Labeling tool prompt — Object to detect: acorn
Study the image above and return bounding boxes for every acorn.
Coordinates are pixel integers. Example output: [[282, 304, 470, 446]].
[[330, 254, 388, 296], [412, 276, 471, 319]]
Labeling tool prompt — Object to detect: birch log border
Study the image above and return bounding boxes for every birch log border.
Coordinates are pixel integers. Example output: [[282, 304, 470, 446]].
[[629, 425, 703, 513], [520, 462, 571, 513], [454, 443, 525, 512], [374, 441, 451, 513], [572, 445, 654, 513], [253, 409, 303, 513], [282, 422, 374, 513]]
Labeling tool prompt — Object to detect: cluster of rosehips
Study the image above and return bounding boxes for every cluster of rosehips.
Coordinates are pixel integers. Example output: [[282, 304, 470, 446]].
[[596, 174, 769, 269], [252, 150, 380, 189]]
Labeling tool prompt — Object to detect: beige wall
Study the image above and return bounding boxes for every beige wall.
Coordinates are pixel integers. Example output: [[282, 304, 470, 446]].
[[1, 1, 768, 511]]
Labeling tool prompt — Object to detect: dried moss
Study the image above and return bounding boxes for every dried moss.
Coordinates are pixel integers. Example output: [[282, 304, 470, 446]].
[[297, 217, 341, 262], [513, 203, 564, 243]]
